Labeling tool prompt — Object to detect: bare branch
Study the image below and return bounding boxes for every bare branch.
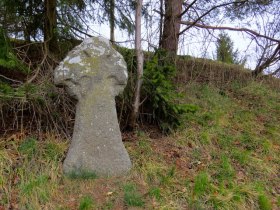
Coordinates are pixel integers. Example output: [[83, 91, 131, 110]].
[[180, 21, 280, 43], [0, 74, 23, 84], [179, 0, 198, 18], [253, 43, 280, 76], [26, 42, 49, 84], [179, 0, 249, 35]]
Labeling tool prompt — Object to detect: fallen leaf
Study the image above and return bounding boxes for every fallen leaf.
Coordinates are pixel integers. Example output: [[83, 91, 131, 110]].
[[106, 191, 113, 196]]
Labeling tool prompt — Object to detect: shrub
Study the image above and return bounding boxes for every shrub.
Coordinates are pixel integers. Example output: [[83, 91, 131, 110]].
[[141, 52, 196, 133], [117, 48, 196, 133]]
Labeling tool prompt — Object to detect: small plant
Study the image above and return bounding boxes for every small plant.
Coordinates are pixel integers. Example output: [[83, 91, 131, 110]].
[[193, 172, 210, 197], [79, 195, 94, 210], [20, 174, 51, 205], [258, 194, 272, 210], [215, 155, 235, 181], [261, 140, 272, 155], [231, 149, 250, 166], [18, 137, 38, 159], [159, 166, 176, 186], [142, 52, 197, 133], [42, 142, 65, 161], [123, 183, 144, 207], [148, 187, 162, 200]]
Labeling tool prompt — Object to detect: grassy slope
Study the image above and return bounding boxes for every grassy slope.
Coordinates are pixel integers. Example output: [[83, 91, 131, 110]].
[[0, 80, 280, 209]]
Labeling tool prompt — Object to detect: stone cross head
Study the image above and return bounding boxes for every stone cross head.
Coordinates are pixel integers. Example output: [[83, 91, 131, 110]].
[[54, 36, 128, 100]]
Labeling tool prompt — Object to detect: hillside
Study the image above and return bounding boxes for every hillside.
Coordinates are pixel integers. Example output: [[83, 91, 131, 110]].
[[1, 67, 280, 209]]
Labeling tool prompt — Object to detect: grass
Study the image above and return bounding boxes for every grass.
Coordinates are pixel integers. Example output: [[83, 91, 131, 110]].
[[0, 80, 279, 209], [66, 171, 98, 180], [79, 195, 94, 210], [123, 183, 145, 207], [193, 172, 210, 197], [258, 194, 272, 210]]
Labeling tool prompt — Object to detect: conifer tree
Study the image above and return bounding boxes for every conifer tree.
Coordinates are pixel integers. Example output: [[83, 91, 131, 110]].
[[216, 33, 236, 64]]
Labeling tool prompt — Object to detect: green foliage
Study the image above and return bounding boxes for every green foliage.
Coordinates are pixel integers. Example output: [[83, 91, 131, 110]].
[[231, 149, 250, 165], [216, 155, 235, 181], [0, 82, 49, 100], [142, 53, 195, 133], [148, 187, 162, 200], [258, 194, 272, 210], [42, 142, 65, 161], [123, 183, 144, 207], [216, 33, 245, 66], [216, 33, 235, 64], [18, 137, 38, 160], [193, 172, 210, 196], [0, 28, 9, 60], [0, 28, 28, 72], [20, 175, 49, 197], [117, 48, 197, 133], [79, 195, 94, 210], [0, 82, 13, 96], [159, 166, 176, 186]]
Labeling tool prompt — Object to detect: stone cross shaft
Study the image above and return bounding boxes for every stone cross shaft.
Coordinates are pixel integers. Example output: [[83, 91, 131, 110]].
[[54, 37, 131, 176]]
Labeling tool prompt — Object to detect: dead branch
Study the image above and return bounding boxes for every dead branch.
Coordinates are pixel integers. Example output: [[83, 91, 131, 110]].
[[26, 42, 49, 84], [0, 74, 23, 84]]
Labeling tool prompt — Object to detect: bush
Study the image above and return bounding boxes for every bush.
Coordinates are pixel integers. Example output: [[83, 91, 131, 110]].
[[117, 48, 197, 133], [142, 52, 195, 133]]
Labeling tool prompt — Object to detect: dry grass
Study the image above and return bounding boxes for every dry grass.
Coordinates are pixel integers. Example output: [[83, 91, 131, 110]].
[[1, 51, 280, 209], [1, 80, 279, 209]]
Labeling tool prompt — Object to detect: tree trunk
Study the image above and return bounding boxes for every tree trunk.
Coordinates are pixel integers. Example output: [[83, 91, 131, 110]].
[[158, 0, 164, 47], [252, 43, 280, 77], [159, 0, 183, 55], [44, 0, 58, 54], [109, 0, 115, 43], [128, 0, 143, 130]]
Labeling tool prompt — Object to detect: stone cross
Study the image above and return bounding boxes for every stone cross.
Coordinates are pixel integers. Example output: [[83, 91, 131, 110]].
[[54, 36, 131, 176]]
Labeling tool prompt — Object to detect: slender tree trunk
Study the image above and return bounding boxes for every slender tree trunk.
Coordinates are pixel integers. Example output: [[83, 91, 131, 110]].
[[44, 0, 58, 54], [128, 0, 143, 130], [159, 0, 183, 55], [109, 0, 115, 43], [158, 0, 164, 47]]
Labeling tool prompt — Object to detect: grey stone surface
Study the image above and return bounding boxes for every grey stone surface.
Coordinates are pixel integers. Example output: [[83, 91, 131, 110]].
[[54, 36, 131, 176]]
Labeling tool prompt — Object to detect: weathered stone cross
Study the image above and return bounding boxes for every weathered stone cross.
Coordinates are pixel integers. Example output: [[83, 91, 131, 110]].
[[54, 37, 131, 176]]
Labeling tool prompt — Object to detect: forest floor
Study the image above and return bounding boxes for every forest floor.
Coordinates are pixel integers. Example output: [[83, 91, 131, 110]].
[[1, 80, 280, 209]]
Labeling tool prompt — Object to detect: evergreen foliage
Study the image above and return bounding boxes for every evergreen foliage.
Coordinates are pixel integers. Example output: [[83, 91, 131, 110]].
[[216, 33, 246, 66], [142, 52, 197, 133], [116, 48, 198, 133], [216, 33, 237, 64], [0, 28, 28, 72]]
